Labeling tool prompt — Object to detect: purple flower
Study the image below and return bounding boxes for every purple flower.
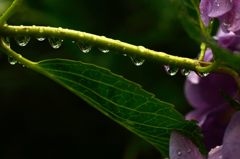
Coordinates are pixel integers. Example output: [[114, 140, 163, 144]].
[[216, 29, 240, 51], [185, 33, 239, 149], [169, 111, 240, 159], [200, 0, 240, 33]]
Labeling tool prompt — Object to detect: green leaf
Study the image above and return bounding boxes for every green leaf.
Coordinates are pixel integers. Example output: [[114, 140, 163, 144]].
[[34, 59, 205, 156], [206, 39, 240, 71], [172, 0, 206, 43]]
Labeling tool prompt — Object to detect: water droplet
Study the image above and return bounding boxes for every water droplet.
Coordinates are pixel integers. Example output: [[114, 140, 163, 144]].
[[8, 56, 17, 65], [122, 54, 127, 57], [177, 151, 182, 156], [77, 41, 92, 53], [99, 47, 110, 53], [48, 37, 63, 49], [15, 36, 30, 47], [198, 72, 209, 77], [36, 37, 46, 41], [130, 56, 145, 66], [181, 69, 190, 76], [164, 65, 179, 76]]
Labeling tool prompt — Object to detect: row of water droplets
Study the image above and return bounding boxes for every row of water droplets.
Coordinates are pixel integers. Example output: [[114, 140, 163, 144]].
[[71, 40, 145, 67], [9, 36, 62, 48], [163, 65, 209, 77], [11, 35, 146, 68], [5, 36, 208, 77]]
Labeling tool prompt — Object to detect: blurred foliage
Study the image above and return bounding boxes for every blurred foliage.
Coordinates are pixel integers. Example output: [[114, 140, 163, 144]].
[[0, 0, 200, 158]]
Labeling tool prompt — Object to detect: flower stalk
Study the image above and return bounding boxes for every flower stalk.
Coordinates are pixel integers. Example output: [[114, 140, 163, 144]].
[[0, 24, 212, 72]]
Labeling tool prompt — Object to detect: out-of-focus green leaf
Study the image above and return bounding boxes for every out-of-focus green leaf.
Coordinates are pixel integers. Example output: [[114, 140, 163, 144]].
[[0, 0, 11, 15], [32, 58, 205, 156], [172, 0, 205, 43], [207, 39, 240, 71]]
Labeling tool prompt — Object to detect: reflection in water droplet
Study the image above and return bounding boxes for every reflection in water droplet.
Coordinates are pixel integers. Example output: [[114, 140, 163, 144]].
[[77, 41, 92, 53], [198, 72, 209, 77], [15, 36, 31, 47], [36, 37, 46, 41], [181, 69, 190, 76], [98, 47, 110, 53], [8, 56, 17, 65], [48, 37, 63, 49], [164, 65, 179, 76], [130, 56, 145, 66]]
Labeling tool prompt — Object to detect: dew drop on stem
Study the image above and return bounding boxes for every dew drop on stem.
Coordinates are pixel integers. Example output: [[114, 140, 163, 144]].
[[181, 68, 190, 76], [8, 56, 17, 65], [15, 36, 31, 47], [77, 41, 92, 53], [198, 72, 209, 77], [130, 56, 145, 66], [164, 65, 179, 76], [98, 47, 110, 53], [36, 37, 46, 42], [48, 37, 63, 49]]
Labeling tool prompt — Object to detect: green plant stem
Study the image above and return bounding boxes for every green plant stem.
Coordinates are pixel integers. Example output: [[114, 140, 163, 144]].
[[0, 24, 212, 72], [0, 37, 36, 68], [198, 43, 206, 61], [0, 24, 239, 88], [0, 0, 22, 26]]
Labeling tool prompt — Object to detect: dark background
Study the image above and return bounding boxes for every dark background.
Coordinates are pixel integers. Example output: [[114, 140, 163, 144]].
[[0, 0, 199, 158]]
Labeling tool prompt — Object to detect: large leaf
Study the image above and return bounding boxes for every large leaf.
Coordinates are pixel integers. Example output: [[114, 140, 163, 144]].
[[33, 59, 205, 156]]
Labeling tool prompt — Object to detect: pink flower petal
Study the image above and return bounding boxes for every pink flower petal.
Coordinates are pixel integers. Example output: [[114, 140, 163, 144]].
[[169, 131, 205, 159], [200, 0, 211, 25], [222, 112, 240, 159], [208, 0, 233, 17], [208, 145, 223, 159]]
